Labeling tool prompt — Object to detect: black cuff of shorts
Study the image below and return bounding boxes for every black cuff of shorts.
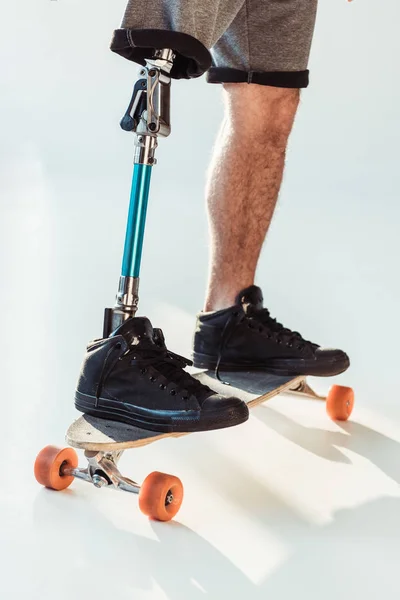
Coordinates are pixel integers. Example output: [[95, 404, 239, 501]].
[[207, 67, 310, 89], [110, 29, 212, 80]]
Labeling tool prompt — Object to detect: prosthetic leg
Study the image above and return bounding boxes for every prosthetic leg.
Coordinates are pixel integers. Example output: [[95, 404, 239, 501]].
[[103, 48, 174, 336], [101, 30, 212, 335]]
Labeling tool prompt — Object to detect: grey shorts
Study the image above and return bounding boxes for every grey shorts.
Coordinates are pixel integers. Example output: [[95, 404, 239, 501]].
[[117, 0, 318, 88]]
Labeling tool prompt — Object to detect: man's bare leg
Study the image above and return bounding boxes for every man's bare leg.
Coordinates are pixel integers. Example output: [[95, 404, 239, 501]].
[[205, 84, 300, 312]]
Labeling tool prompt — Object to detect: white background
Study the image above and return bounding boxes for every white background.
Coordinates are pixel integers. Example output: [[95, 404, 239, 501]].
[[1, 1, 400, 598]]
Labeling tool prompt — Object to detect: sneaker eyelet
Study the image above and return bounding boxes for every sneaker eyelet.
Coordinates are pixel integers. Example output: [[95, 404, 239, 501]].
[[150, 376, 156, 382], [140, 368, 147, 375], [170, 390, 176, 396], [277, 339, 282, 345], [159, 384, 166, 390], [182, 396, 188, 401]]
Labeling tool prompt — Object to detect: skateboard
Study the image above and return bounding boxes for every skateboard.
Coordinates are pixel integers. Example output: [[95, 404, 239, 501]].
[[34, 372, 354, 522]]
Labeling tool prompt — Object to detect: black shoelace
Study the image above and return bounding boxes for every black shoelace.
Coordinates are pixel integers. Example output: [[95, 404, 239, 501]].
[[215, 308, 314, 381], [96, 341, 212, 404], [251, 308, 313, 349], [129, 344, 212, 401]]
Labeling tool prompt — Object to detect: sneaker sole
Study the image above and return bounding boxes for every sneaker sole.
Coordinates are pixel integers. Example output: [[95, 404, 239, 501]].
[[75, 390, 249, 434], [192, 352, 350, 378]]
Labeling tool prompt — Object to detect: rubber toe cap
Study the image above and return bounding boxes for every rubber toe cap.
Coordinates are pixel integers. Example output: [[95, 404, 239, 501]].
[[202, 394, 249, 422]]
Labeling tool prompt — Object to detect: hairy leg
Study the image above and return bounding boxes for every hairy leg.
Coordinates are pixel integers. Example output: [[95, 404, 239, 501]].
[[205, 84, 300, 311]]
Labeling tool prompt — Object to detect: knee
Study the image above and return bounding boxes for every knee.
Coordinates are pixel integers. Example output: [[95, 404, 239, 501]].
[[223, 84, 300, 149]]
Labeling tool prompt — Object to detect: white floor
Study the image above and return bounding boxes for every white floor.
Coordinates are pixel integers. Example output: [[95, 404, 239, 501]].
[[4, 365, 400, 600], [2, 1, 400, 599]]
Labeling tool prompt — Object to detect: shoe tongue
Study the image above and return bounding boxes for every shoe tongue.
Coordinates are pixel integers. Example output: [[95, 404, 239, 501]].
[[111, 317, 156, 346], [235, 285, 264, 313]]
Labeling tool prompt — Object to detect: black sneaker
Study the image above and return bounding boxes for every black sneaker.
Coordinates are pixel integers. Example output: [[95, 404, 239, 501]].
[[75, 317, 249, 433], [192, 285, 350, 377]]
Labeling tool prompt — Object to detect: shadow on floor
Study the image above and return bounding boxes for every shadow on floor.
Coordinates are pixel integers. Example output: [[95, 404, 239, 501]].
[[23, 404, 400, 600], [29, 488, 255, 600], [254, 403, 400, 483], [27, 481, 400, 600]]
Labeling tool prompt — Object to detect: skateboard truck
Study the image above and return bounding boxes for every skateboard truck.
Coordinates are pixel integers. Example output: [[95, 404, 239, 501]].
[[64, 449, 174, 507], [103, 48, 175, 337], [34, 443, 184, 521], [62, 449, 141, 495]]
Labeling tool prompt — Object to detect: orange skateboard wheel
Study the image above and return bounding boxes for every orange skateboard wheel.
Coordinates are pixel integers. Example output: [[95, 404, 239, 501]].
[[326, 385, 354, 421], [139, 471, 184, 521], [34, 445, 78, 491]]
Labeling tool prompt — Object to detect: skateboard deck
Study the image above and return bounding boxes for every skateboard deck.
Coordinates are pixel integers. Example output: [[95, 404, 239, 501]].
[[66, 372, 319, 451]]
